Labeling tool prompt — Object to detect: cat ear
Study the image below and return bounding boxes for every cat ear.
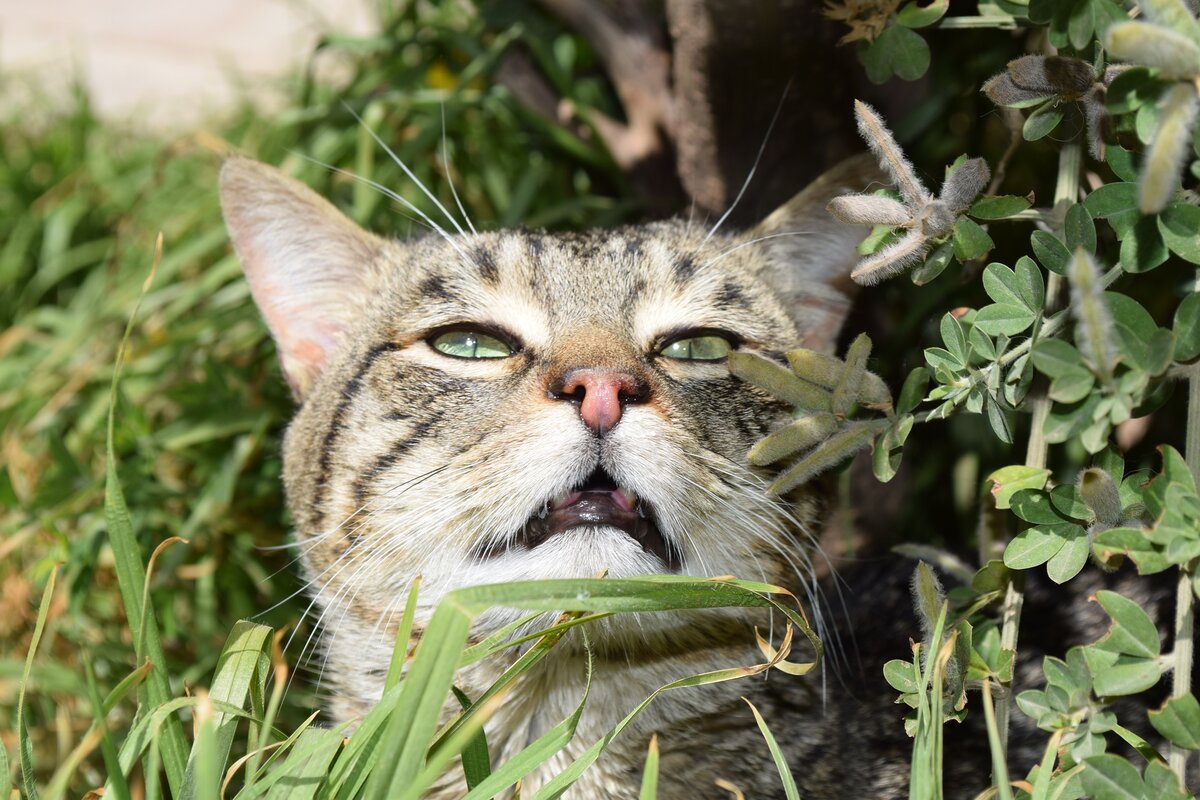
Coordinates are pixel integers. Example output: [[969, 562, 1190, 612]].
[[749, 154, 881, 352], [219, 157, 387, 399]]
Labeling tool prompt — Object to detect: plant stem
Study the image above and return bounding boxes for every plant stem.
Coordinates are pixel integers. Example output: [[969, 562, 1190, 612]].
[[936, 16, 1020, 29], [1169, 286, 1200, 779], [993, 140, 1081, 780]]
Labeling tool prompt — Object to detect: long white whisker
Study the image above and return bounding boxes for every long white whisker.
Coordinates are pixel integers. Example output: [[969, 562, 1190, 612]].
[[702, 78, 792, 245], [442, 103, 478, 235], [344, 101, 469, 237]]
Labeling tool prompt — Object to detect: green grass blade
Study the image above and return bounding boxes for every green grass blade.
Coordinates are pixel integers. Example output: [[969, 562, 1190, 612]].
[[744, 699, 800, 800], [84, 655, 132, 800], [980, 681, 1013, 800], [461, 637, 594, 800], [263, 727, 344, 800], [235, 714, 346, 800], [0, 736, 10, 800], [17, 565, 56, 800], [103, 236, 188, 793], [180, 621, 272, 799], [364, 604, 473, 799], [192, 695, 220, 800], [384, 578, 421, 692], [639, 734, 660, 800], [449, 686, 492, 791]]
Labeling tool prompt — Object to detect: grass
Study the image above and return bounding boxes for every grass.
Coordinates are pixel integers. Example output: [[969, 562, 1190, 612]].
[[7, 0, 1196, 796], [0, 2, 641, 792]]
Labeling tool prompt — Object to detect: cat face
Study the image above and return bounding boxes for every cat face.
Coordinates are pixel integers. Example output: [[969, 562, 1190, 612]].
[[220, 157, 871, 678]]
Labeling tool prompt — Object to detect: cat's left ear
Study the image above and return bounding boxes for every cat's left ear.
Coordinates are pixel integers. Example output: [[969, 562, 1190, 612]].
[[749, 154, 881, 352]]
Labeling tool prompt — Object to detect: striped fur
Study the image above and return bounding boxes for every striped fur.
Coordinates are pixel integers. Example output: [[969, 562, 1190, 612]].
[[219, 156, 911, 798]]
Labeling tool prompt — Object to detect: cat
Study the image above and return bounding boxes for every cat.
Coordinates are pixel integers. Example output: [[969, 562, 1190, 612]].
[[218, 155, 1172, 798]]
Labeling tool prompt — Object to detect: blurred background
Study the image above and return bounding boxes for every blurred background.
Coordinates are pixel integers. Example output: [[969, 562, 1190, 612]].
[[7, 1, 1184, 794]]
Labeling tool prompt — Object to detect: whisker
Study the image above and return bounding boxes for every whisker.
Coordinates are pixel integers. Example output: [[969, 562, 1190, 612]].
[[702, 78, 792, 245], [441, 102, 478, 235], [344, 101, 470, 238]]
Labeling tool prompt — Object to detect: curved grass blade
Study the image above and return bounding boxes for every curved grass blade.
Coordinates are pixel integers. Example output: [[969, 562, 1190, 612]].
[[743, 699, 800, 800], [17, 565, 57, 800], [103, 235, 188, 792]]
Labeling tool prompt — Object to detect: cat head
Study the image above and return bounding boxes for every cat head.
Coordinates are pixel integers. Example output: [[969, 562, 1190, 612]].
[[220, 155, 874, 678]]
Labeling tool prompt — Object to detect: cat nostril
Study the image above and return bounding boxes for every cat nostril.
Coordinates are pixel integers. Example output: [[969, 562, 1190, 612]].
[[551, 368, 649, 433]]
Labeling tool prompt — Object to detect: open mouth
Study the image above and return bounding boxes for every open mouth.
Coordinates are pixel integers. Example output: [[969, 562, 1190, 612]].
[[512, 468, 678, 568]]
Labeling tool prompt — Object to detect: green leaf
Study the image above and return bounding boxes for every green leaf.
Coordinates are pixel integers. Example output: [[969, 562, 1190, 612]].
[[940, 312, 969, 365], [1158, 201, 1200, 264], [1106, 148, 1140, 184], [1014, 256, 1046, 311], [974, 303, 1036, 336], [1174, 292, 1200, 362], [861, 25, 932, 83], [983, 263, 1034, 311], [911, 240, 955, 285], [1095, 589, 1161, 658], [988, 465, 1051, 509], [969, 195, 1032, 220], [1012, 489, 1074, 524], [1050, 370, 1096, 404], [1031, 230, 1071, 274], [897, 367, 930, 415], [953, 216, 995, 261], [1032, 337, 1087, 378], [1024, 102, 1065, 140], [896, 0, 950, 28], [1051, 484, 1094, 521], [1120, 214, 1170, 272], [1084, 182, 1139, 218], [1106, 292, 1159, 367], [884, 658, 920, 694], [1004, 524, 1073, 568], [1091, 658, 1164, 696], [1065, 203, 1097, 254], [1144, 759, 1191, 800], [1046, 527, 1089, 583], [1148, 693, 1200, 749], [986, 396, 1014, 444], [1078, 754, 1145, 799]]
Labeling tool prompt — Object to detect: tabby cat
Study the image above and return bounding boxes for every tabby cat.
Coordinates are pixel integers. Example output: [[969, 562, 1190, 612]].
[[219, 155, 1075, 798]]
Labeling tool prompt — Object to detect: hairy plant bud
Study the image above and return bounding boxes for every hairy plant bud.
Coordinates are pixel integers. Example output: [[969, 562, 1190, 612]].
[[827, 194, 912, 226], [748, 413, 839, 466], [1068, 247, 1118, 384], [1139, 83, 1200, 213]]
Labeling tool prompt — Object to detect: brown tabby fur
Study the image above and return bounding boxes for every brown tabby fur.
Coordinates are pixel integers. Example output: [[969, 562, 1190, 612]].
[[220, 156, 1177, 798]]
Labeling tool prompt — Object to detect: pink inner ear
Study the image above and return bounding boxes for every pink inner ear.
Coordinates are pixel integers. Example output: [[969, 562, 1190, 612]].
[[272, 311, 345, 395]]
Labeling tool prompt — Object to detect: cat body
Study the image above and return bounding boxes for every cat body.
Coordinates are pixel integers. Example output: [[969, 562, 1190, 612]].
[[219, 155, 967, 798]]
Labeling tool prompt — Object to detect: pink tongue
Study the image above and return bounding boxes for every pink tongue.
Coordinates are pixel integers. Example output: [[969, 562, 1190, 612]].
[[552, 489, 635, 512]]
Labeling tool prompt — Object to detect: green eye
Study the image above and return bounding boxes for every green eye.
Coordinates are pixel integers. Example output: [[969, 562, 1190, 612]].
[[430, 329, 514, 359], [659, 335, 733, 361]]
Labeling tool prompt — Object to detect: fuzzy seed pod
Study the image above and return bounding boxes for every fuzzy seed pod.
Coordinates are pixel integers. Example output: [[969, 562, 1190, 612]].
[[827, 194, 913, 226], [855, 100, 932, 208], [1068, 247, 1119, 384], [1139, 82, 1200, 213], [1107, 21, 1200, 79]]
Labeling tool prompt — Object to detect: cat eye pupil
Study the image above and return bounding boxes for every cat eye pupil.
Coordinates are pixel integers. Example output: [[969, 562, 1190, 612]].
[[431, 330, 513, 359], [659, 335, 732, 361]]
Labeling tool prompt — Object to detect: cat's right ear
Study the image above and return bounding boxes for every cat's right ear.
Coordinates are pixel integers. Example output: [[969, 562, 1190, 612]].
[[219, 158, 386, 400]]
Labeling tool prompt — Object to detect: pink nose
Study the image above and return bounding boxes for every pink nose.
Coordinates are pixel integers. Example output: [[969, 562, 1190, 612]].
[[553, 368, 649, 433]]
